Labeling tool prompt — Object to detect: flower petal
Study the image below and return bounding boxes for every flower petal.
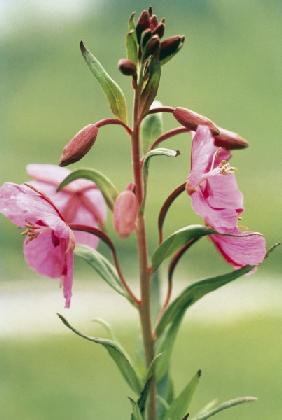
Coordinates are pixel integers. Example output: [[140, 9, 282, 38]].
[[189, 125, 217, 187], [210, 231, 266, 268], [191, 190, 238, 231], [206, 174, 243, 212]]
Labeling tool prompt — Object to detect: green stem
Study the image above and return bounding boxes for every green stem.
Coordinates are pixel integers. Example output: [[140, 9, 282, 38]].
[[132, 89, 156, 420]]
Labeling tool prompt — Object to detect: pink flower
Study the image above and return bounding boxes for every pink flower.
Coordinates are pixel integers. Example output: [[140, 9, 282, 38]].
[[0, 183, 75, 307], [113, 190, 138, 238], [187, 125, 266, 267], [26, 164, 106, 249]]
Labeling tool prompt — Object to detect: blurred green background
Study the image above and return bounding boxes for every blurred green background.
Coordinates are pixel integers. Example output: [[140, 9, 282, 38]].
[[1, 0, 282, 419]]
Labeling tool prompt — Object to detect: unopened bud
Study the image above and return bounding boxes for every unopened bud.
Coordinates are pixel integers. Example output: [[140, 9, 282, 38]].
[[118, 58, 137, 76], [144, 35, 160, 59], [150, 15, 158, 30], [160, 35, 185, 61], [173, 107, 219, 135], [113, 190, 138, 238], [214, 128, 249, 150], [136, 10, 150, 43], [141, 28, 152, 48], [60, 124, 98, 166], [152, 22, 165, 38]]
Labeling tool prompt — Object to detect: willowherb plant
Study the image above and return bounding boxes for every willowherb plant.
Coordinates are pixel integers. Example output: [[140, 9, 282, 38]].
[[1, 7, 272, 420]]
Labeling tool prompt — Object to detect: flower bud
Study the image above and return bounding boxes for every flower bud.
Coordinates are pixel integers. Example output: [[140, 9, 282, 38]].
[[160, 35, 185, 61], [173, 107, 219, 135], [143, 35, 160, 59], [150, 15, 158, 30], [118, 59, 137, 76], [141, 28, 152, 48], [113, 190, 138, 238], [60, 124, 98, 166], [214, 128, 249, 150], [136, 10, 150, 43], [152, 22, 165, 38]]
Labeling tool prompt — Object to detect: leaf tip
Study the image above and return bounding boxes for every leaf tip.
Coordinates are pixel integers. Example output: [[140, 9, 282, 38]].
[[80, 40, 86, 54], [197, 369, 202, 378]]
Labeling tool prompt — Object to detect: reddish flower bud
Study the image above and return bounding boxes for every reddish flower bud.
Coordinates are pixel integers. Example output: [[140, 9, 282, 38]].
[[144, 35, 160, 59], [160, 35, 185, 61], [136, 10, 150, 43], [113, 190, 138, 238], [150, 15, 158, 30], [118, 58, 137, 76], [214, 128, 249, 150], [60, 124, 98, 166], [141, 28, 152, 48], [173, 107, 219, 135], [152, 22, 165, 38]]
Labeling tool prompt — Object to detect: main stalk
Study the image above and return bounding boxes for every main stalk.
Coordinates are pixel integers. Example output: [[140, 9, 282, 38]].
[[132, 90, 156, 419]]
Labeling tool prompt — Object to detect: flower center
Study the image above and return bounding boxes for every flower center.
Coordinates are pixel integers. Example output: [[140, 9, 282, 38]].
[[21, 221, 49, 242], [219, 160, 236, 175]]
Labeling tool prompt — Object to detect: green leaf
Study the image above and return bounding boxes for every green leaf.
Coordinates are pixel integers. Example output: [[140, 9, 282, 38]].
[[141, 103, 163, 153], [191, 397, 257, 420], [156, 265, 253, 338], [57, 168, 118, 210], [140, 56, 161, 118], [57, 314, 142, 394], [142, 148, 179, 211], [151, 269, 161, 324], [155, 310, 184, 381], [165, 370, 201, 420], [75, 245, 126, 297], [80, 41, 128, 123], [126, 30, 138, 63], [129, 398, 143, 420], [152, 225, 215, 271], [157, 374, 174, 419]]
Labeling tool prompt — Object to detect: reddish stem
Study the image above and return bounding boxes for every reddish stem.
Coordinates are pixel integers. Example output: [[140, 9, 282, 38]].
[[158, 182, 186, 243], [95, 118, 132, 136], [150, 126, 190, 150], [70, 224, 140, 305], [147, 106, 175, 115]]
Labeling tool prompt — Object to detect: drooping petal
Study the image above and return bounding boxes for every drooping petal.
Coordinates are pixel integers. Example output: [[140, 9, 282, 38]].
[[24, 230, 68, 278], [210, 231, 266, 268], [62, 250, 74, 308], [206, 174, 243, 212], [189, 125, 217, 187], [191, 190, 238, 232]]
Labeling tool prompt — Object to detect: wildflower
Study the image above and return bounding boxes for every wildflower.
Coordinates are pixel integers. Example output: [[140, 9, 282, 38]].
[[0, 183, 75, 307], [26, 164, 106, 249], [187, 125, 265, 267]]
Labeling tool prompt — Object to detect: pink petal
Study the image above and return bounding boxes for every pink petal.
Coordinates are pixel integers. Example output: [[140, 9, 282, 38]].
[[189, 125, 217, 187], [24, 230, 68, 278], [0, 183, 59, 227], [28, 180, 70, 209], [206, 174, 243, 212], [26, 164, 70, 187], [191, 190, 238, 232], [210, 231, 266, 268], [71, 205, 100, 248], [62, 251, 74, 308]]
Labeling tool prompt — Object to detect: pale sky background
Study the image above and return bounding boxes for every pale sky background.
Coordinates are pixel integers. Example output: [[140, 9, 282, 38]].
[[0, 0, 101, 35]]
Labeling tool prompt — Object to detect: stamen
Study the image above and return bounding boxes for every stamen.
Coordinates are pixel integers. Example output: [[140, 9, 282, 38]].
[[219, 160, 236, 175]]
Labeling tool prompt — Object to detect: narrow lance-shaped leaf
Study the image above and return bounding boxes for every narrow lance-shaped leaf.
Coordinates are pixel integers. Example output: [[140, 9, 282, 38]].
[[57, 168, 119, 210], [136, 354, 162, 416], [156, 265, 253, 337], [141, 102, 163, 153], [165, 370, 201, 420], [142, 148, 179, 212], [190, 397, 257, 420], [126, 30, 138, 63], [75, 245, 126, 297], [152, 225, 215, 271], [57, 314, 142, 394], [80, 41, 128, 123]]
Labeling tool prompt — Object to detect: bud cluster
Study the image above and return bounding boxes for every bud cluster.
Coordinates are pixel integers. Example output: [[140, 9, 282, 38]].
[[119, 7, 185, 85]]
